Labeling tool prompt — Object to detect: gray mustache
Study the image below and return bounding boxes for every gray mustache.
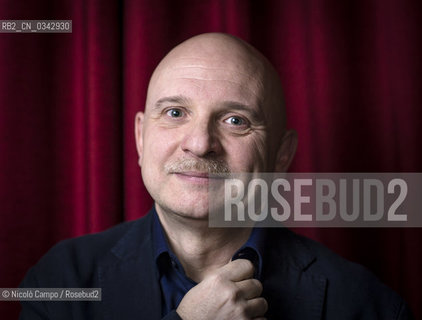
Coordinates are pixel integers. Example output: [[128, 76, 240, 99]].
[[164, 158, 230, 174]]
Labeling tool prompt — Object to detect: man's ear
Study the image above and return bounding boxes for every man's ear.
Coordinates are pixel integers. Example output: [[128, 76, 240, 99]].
[[275, 129, 298, 172], [135, 111, 145, 167]]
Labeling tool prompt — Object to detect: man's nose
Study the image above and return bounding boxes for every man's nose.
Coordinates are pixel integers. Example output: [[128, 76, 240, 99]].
[[180, 120, 222, 157]]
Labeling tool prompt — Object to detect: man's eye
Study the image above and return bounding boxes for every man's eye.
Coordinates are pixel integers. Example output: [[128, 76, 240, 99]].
[[225, 116, 246, 126], [166, 108, 184, 118]]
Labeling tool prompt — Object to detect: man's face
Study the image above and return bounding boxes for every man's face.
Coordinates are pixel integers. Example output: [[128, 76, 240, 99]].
[[136, 50, 275, 220]]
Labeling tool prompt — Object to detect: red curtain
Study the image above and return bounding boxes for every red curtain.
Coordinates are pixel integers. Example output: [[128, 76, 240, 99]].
[[1, 0, 421, 318]]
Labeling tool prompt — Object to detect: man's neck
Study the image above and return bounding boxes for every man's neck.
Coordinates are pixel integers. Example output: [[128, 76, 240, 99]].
[[155, 204, 252, 283]]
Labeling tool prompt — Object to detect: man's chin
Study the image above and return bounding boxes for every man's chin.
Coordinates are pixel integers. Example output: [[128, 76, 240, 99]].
[[155, 201, 211, 221], [174, 211, 210, 222]]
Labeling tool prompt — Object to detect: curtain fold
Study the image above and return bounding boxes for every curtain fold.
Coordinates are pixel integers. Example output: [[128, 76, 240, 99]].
[[1, 0, 421, 318]]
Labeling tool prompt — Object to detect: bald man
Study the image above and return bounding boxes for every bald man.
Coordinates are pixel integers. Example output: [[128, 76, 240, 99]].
[[20, 33, 413, 320]]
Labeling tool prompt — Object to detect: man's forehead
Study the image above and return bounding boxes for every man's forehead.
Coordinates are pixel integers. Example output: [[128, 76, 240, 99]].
[[147, 54, 264, 105], [156, 63, 260, 90], [169, 59, 259, 81], [155, 46, 263, 80], [150, 34, 266, 86], [148, 68, 263, 110]]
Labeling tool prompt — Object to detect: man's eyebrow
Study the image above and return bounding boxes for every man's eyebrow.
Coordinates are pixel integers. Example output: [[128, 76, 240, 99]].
[[221, 101, 263, 121], [154, 95, 192, 110]]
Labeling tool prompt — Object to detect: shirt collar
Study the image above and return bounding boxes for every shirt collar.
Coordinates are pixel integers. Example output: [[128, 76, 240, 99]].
[[232, 227, 265, 279], [152, 207, 265, 280], [152, 206, 169, 261]]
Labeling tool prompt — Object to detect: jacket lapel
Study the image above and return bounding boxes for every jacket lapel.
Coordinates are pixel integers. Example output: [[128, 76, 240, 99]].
[[98, 213, 162, 320], [263, 228, 327, 319]]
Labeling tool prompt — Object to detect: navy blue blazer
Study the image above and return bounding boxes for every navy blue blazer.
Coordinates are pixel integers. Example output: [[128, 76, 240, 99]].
[[20, 210, 413, 319]]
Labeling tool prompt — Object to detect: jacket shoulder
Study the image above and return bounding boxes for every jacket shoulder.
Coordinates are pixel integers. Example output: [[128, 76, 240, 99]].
[[21, 214, 153, 288], [287, 230, 413, 319]]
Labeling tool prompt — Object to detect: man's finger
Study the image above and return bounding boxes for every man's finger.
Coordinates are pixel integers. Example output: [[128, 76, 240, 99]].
[[245, 297, 268, 318], [219, 259, 254, 281], [235, 278, 263, 299]]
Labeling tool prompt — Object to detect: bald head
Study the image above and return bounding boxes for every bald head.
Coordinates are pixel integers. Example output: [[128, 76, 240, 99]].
[[137, 33, 296, 181], [146, 33, 287, 135]]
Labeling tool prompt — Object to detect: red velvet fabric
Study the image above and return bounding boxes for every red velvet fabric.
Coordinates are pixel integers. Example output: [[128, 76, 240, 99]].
[[1, 0, 421, 318]]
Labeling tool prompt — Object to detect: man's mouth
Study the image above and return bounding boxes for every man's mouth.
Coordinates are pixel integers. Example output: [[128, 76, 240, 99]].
[[174, 171, 210, 182], [172, 171, 230, 186], [176, 171, 209, 178], [172, 171, 211, 185]]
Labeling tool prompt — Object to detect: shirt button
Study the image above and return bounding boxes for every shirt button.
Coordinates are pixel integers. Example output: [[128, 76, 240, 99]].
[[171, 259, 177, 268]]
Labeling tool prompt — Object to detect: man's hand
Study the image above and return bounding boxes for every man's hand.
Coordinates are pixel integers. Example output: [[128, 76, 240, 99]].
[[176, 259, 268, 320]]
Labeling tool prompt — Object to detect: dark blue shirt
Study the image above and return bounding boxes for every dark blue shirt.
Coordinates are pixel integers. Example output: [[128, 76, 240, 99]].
[[152, 208, 265, 317]]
